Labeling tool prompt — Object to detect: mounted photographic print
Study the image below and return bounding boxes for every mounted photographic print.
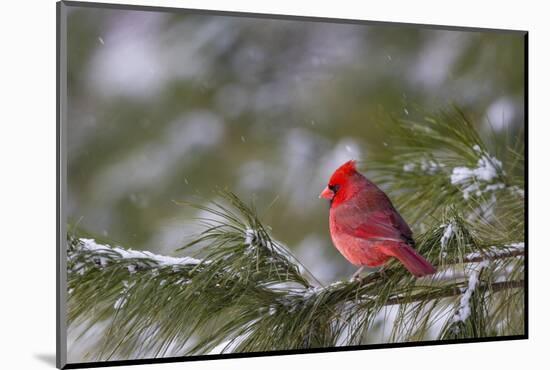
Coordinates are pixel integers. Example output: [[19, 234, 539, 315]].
[[56, 1, 527, 368]]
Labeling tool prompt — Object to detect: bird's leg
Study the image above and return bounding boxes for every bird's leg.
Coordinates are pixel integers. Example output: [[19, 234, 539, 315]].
[[350, 266, 366, 282], [378, 265, 389, 279]]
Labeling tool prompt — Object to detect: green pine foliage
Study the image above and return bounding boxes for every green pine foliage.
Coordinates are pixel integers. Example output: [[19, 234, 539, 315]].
[[67, 108, 525, 361]]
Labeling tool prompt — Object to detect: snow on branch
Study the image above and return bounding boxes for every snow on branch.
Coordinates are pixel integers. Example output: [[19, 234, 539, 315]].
[[79, 238, 202, 266], [430, 242, 524, 283], [464, 242, 524, 263], [450, 145, 505, 200], [440, 222, 456, 256], [452, 261, 488, 323], [69, 238, 202, 276]]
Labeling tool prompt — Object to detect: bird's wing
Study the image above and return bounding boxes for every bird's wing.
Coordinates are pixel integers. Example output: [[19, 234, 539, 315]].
[[333, 203, 414, 246], [385, 207, 414, 245], [358, 211, 412, 243]]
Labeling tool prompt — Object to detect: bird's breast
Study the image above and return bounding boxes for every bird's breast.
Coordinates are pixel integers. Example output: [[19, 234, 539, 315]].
[[329, 212, 390, 267]]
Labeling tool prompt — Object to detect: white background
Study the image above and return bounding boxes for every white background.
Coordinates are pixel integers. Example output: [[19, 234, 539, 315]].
[[1, 0, 547, 369]]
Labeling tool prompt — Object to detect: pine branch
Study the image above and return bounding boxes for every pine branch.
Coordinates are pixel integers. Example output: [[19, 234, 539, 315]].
[[369, 108, 524, 240], [384, 280, 524, 306], [67, 194, 524, 358], [462, 247, 524, 264], [67, 108, 525, 359], [357, 243, 524, 287]]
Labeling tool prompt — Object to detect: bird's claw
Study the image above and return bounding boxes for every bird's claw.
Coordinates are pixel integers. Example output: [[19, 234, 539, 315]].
[[349, 266, 366, 283], [349, 275, 363, 284]]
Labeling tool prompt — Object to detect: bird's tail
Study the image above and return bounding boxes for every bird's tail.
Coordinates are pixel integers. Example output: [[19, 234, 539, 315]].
[[387, 244, 436, 277]]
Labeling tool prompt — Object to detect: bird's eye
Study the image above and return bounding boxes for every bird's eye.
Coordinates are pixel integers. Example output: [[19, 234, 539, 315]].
[[328, 184, 340, 193]]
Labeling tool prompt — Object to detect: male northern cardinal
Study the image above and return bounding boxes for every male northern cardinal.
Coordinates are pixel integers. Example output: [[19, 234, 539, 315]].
[[320, 160, 436, 278]]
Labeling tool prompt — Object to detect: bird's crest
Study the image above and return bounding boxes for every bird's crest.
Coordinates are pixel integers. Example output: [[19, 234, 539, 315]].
[[335, 159, 357, 176], [329, 160, 359, 184]]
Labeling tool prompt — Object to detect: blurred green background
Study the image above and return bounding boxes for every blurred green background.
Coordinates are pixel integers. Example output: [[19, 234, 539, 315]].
[[67, 6, 524, 285]]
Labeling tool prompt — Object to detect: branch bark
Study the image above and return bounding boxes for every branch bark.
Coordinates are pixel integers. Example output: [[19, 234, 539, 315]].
[[384, 279, 524, 306], [359, 248, 524, 286], [461, 249, 524, 264]]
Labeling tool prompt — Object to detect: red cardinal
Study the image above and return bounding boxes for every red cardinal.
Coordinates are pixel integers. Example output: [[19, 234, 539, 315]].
[[320, 160, 436, 278]]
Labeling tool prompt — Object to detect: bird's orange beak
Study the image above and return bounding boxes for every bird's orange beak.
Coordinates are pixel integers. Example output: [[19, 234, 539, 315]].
[[319, 186, 334, 200]]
